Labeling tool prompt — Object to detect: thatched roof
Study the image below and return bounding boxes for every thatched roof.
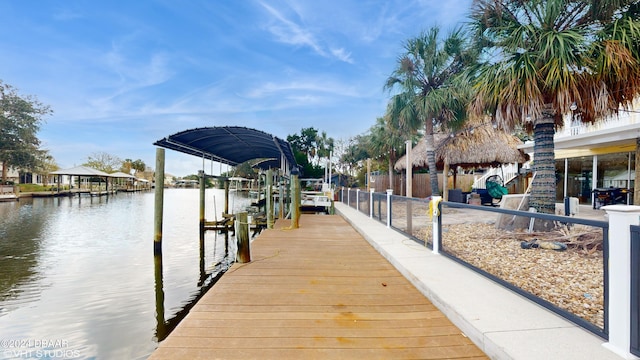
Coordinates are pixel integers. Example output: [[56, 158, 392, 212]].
[[394, 126, 529, 171]]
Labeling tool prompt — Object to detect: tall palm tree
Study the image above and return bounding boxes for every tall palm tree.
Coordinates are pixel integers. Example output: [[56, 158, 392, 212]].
[[469, 0, 640, 214], [367, 116, 409, 190], [385, 26, 476, 196]]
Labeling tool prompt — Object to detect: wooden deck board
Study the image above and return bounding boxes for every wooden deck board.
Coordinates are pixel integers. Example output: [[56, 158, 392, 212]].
[[149, 214, 488, 360]]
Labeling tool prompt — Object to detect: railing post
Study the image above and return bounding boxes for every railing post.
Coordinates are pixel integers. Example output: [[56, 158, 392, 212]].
[[347, 188, 350, 207], [386, 189, 393, 228], [369, 189, 374, 218], [341, 187, 344, 203], [431, 196, 442, 253], [356, 189, 360, 212], [602, 205, 640, 359]]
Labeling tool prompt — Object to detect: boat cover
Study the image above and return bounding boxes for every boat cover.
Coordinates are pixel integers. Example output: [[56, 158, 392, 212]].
[[154, 126, 297, 171]]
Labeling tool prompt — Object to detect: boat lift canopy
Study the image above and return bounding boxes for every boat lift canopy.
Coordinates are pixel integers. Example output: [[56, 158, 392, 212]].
[[153, 126, 297, 171]]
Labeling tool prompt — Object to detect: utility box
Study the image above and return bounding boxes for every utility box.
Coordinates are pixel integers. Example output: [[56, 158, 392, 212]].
[[564, 196, 579, 216]]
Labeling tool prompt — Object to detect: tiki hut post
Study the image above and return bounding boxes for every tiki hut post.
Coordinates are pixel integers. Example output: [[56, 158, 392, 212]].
[[443, 161, 449, 201], [405, 140, 413, 234]]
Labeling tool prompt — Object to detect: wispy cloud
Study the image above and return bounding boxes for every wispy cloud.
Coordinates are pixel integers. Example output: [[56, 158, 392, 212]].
[[330, 48, 353, 63], [52, 9, 83, 21], [258, 1, 353, 63], [244, 78, 358, 99]]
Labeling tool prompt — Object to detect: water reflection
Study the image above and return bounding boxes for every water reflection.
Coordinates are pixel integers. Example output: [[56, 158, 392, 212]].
[[0, 199, 47, 310], [154, 253, 166, 342], [0, 189, 248, 359]]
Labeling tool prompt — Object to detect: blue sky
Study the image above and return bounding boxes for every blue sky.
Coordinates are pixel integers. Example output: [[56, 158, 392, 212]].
[[0, 0, 472, 176]]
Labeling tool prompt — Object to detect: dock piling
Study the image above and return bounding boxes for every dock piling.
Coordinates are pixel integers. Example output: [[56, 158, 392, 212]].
[[236, 212, 251, 263], [291, 171, 300, 229], [266, 169, 274, 229], [199, 170, 205, 241], [153, 148, 165, 254]]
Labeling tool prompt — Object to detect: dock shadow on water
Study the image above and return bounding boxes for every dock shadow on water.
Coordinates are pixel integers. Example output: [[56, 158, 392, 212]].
[[0, 189, 246, 359]]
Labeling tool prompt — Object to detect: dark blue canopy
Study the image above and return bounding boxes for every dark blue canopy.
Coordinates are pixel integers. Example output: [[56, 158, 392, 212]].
[[154, 126, 297, 170]]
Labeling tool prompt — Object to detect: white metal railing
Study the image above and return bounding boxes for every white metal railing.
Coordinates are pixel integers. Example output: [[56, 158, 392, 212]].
[[472, 163, 520, 189], [558, 107, 639, 138]]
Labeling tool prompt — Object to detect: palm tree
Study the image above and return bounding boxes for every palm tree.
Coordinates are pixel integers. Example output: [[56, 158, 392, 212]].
[[315, 131, 334, 160], [469, 0, 640, 214], [366, 116, 409, 190], [385, 26, 476, 196]]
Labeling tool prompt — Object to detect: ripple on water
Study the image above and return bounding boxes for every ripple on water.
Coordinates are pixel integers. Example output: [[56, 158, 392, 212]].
[[0, 189, 247, 360]]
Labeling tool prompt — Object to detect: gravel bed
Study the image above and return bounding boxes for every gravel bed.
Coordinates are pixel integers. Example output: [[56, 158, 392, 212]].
[[415, 220, 604, 330]]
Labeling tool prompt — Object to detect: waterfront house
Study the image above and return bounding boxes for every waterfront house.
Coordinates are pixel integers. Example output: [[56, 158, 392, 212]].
[[519, 101, 640, 207]]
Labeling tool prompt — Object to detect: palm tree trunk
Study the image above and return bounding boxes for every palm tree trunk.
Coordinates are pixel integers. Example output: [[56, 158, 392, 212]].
[[1, 161, 8, 184], [425, 120, 439, 196], [530, 110, 556, 214]]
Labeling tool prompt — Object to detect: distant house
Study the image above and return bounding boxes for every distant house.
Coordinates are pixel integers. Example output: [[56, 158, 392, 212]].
[[0, 162, 20, 184], [519, 101, 640, 205], [0, 162, 61, 185], [174, 179, 199, 188]]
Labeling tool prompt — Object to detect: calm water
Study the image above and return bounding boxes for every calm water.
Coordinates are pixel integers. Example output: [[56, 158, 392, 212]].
[[0, 189, 249, 360]]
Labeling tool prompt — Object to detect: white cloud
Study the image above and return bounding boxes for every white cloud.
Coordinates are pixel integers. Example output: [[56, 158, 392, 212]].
[[330, 48, 354, 64], [258, 1, 355, 64]]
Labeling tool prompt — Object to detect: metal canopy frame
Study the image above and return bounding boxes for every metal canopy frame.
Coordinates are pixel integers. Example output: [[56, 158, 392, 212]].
[[153, 126, 297, 171]]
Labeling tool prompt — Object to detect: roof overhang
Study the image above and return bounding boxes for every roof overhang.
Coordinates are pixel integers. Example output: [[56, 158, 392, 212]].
[[153, 126, 297, 171], [518, 123, 640, 155]]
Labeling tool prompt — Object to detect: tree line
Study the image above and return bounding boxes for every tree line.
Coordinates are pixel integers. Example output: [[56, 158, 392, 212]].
[[343, 1, 640, 214]]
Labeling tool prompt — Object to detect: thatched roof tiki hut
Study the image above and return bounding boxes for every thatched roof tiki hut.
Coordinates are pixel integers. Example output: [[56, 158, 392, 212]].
[[395, 123, 529, 201]]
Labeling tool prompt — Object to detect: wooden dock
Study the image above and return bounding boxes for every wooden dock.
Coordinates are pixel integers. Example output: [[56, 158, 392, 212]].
[[149, 215, 488, 360]]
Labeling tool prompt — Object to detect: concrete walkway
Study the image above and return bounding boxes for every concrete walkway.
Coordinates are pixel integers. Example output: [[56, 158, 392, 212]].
[[335, 202, 624, 360]]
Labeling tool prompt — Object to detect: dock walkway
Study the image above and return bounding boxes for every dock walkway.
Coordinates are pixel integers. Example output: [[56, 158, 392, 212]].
[[149, 215, 488, 360]]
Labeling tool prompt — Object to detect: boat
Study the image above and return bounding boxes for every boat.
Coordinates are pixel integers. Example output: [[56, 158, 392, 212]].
[[300, 178, 334, 213], [0, 185, 18, 202]]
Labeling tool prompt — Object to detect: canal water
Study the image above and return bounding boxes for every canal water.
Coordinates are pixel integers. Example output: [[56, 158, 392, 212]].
[[0, 189, 250, 359]]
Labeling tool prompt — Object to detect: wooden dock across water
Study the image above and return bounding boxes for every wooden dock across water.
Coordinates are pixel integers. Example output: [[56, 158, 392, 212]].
[[149, 214, 488, 360]]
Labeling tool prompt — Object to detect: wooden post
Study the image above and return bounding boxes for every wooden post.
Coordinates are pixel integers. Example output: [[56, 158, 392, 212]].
[[405, 141, 413, 235], [236, 212, 251, 263], [291, 171, 300, 229], [287, 174, 292, 216], [266, 168, 274, 229], [442, 162, 449, 201], [198, 170, 206, 272], [153, 148, 165, 255], [199, 170, 205, 240], [279, 175, 284, 220], [224, 178, 230, 215]]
